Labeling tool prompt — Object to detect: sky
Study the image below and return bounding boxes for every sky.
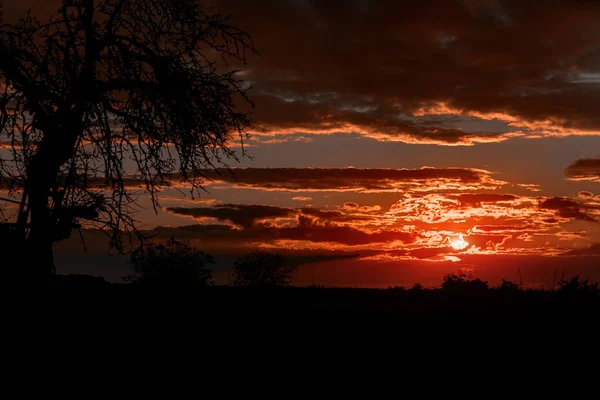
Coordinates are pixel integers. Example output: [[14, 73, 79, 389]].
[[3, 0, 600, 287]]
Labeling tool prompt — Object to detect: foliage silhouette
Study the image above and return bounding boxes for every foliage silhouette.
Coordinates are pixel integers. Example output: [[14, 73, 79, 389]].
[[410, 283, 424, 291], [232, 251, 297, 288], [42, 269, 600, 327], [498, 278, 521, 292], [0, 0, 255, 282], [442, 273, 489, 293], [126, 237, 214, 287], [557, 275, 599, 294]]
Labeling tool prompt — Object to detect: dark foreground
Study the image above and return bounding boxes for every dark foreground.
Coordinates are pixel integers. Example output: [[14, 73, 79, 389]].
[[45, 274, 600, 328], [10, 274, 597, 364]]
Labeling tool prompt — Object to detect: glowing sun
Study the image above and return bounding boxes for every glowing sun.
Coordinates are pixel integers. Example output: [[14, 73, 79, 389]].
[[450, 234, 469, 251]]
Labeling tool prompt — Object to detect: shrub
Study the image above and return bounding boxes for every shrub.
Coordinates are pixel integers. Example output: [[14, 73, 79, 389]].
[[410, 283, 424, 291], [557, 275, 599, 294], [232, 251, 296, 287], [442, 273, 488, 293], [498, 278, 521, 291]]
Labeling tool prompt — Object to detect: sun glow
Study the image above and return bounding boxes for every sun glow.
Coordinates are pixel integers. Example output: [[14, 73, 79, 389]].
[[450, 234, 469, 251]]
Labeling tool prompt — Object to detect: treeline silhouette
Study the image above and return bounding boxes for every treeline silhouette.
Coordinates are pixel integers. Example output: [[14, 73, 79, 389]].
[[121, 238, 298, 288], [53, 237, 600, 294], [47, 238, 599, 326]]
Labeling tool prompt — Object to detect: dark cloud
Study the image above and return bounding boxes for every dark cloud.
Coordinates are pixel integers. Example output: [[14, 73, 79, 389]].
[[539, 197, 598, 222], [1, 0, 60, 23], [166, 203, 372, 227], [34, 167, 501, 193], [211, 0, 600, 144], [200, 167, 502, 192], [563, 243, 600, 256], [149, 218, 416, 247], [166, 204, 295, 228], [565, 158, 600, 182], [287, 252, 361, 266], [248, 94, 512, 145], [7, 0, 600, 144]]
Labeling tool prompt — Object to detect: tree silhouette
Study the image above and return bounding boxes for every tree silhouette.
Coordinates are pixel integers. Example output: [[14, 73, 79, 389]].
[[441, 273, 488, 293], [127, 237, 214, 287], [0, 0, 255, 282], [232, 251, 297, 288]]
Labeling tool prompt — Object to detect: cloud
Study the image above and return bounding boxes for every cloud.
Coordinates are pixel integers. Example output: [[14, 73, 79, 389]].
[[472, 224, 532, 233], [299, 207, 371, 222], [565, 158, 600, 182], [563, 243, 600, 256], [343, 202, 381, 213], [166, 204, 295, 228], [450, 193, 518, 207], [8, 0, 600, 145], [71, 167, 507, 193], [149, 218, 416, 247], [539, 197, 599, 223], [211, 0, 600, 144], [166, 203, 375, 228], [200, 167, 506, 192], [248, 94, 517, 145], [158, 186, 600, 259], [62, 184, 600, 266]]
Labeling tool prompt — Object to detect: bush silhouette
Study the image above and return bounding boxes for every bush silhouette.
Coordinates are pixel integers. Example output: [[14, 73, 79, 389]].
[[498, 278, 521, 292], [232, 251, 296, 287], [557, 275, 599, 294], [442, 274, 488, 293], [388, 286, 407, 292], [410, 283, 424, 291], [127, 238, 214, 287]]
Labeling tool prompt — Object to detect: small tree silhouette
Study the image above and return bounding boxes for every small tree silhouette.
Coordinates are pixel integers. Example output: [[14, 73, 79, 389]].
[[442, 273, 488, 293], [232, 251, 296, 288], [127, 237, 214, 287]]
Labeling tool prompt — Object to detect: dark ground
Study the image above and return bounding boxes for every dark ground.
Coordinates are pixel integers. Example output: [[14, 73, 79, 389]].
[[47, 274, 600, 327], [7, 274, 597, 368]]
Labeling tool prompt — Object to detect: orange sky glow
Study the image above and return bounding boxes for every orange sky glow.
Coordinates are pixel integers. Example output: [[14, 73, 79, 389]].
[[2, 0, 600, 287]]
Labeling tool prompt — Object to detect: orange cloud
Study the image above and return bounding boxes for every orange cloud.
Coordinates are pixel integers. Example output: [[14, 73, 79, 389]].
[[565, 158, 600, 183], [292, 197, 312, 202], [157, 184, 600, 261]]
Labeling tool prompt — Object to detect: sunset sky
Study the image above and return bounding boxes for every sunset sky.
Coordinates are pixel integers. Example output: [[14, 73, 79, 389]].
[[3, 0, 600, 287]]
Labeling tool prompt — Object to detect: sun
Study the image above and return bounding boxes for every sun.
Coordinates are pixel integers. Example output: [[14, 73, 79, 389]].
[[450, 234, 469, 251]]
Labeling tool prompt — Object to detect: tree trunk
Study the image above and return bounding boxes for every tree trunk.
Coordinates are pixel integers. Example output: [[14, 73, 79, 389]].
[[25, 202, 56, 285], [19, 119, 81, 284], [22, 150, 59, 285]]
